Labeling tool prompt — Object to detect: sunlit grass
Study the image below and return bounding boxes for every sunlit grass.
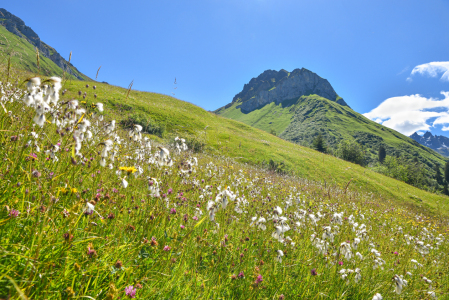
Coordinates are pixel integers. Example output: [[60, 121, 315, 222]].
[[0, 70, 448, 299]]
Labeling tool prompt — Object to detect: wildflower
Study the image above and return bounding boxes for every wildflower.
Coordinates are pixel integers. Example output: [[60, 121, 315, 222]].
[[311, 268, 317, 276], [120, 166, 137, 174], [180, 225, 185, 229], [372, 293, 383, 300], [95, 102, 104, 112], [63, 233, 73, 242], [163, 245, 171, 251], [238, 271, 244, 278], [122, 177, 128, 188], [354, 268, 361, 283], [125, 285, 136, 298], [279, 295, 285, 300], [338, 261, 343, 266], [84, 203, 95, 215], [150, 237, 158, 247], [275, 250, 284, 263], [340, 242, 353, 260], [87, 244, 97, 258], [393, 274, 407, 294], [9, 209, 20, 218], [255, 274, 263, 284], [115, 260, 123, 269]]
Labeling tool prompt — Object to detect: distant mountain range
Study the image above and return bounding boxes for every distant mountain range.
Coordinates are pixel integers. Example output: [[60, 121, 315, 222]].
[[0, 8, 88, 80], [410, 131, 449, 157]]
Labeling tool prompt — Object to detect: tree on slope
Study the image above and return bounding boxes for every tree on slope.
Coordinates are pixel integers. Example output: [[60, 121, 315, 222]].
[[312, 133, 326, 153], [378, 145, 386, 163]]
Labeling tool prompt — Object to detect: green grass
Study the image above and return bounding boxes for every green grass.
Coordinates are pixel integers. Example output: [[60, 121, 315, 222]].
[[1, 71, 449, 299], [216, 94, 448, 189], [0, 25, 88, 80], [52, 79, 449, 217]]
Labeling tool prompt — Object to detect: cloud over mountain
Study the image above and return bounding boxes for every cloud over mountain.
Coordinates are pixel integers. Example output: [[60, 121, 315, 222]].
[[363, 92, 449, 136]]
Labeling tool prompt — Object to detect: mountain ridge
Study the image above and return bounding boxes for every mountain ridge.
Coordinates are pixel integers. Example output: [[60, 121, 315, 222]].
[[410, 131, 449, 157], [0, 8, 88, 80]]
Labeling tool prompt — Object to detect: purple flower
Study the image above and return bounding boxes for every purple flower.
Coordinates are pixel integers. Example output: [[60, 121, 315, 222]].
[[255, 274, 263, 284], [113, 188, 118, 193], [311, 268, 317, 276], [163, 245, 171, 251], [394, 251, 398, 255], [168, 188, 173, 194], [125, 285, 136, 298], [170, 208, 177, 214], [9, 209, 19, 218], [238, 271, 244, 278], [192, 216, 198, 221], [180, 225, 185, 229], [338, 261, 343, 266]]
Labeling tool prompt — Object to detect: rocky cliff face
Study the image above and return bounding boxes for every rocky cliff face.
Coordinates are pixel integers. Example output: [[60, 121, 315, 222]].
[[228, 68, 348, 113], [410, 131, 449, 157], [0, 8, 86, 80]]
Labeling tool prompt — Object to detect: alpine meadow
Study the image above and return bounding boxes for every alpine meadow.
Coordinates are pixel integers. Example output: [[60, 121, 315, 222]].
[[1, 4, 449, 300]]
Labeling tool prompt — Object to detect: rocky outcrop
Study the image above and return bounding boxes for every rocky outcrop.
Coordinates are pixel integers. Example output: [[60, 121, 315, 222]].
[[0, 8, 86, 80], [228, 68, 348, 113]]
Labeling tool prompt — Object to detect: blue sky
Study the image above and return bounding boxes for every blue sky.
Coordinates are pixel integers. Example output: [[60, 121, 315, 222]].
[[4, 0, 449, 136]]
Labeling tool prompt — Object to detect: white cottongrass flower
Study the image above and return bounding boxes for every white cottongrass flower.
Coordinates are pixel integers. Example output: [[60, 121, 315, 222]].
[[354, 268, 361, 283], [273, 206, 282, 216], [275, 250, 284, 263], [340, 242, 353, 260], [372, 293, 383, 300], [121, 177, 128, 188], [95, 103, 104, 112], [26, 77, 41, 93], [393, 274, 407, 294]]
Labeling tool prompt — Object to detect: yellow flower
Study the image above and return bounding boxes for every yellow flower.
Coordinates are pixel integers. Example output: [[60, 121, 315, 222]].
[[119, 166, 137, 174]]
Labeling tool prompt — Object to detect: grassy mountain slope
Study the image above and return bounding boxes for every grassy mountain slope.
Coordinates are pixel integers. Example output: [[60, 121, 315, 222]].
[[0, 25, 88, 80], [50, 78, 449, 216], [216, 95, 448, 184]]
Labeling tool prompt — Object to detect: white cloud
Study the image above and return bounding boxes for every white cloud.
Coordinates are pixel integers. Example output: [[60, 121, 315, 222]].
[[410, 61, 449, 81], [363, 91, 449, 136]]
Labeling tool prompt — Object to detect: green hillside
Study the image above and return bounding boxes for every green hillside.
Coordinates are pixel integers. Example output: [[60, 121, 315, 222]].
[[216, 94, 448, 188], [0, 25, 88, 80], [46, 78, 448, 217]]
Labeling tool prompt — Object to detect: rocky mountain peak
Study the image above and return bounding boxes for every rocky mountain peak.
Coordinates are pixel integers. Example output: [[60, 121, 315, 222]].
[[410, 131, 449, 156], [230, 68, 348, 113]]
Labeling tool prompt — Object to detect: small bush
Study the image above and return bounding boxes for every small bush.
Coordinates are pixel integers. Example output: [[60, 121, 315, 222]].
[[120, 113, 166, 137], [336, 139, 366, 166]]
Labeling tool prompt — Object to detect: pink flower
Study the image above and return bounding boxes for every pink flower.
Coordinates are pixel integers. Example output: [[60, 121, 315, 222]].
[[193, 216, 198, 221], [338, 261, 343, 266], [163, 245, 171, 251], [125, 285, 136, 298], [255, 274, 263, 284], [180, 225, 185, 229], [9, 209, 20, 218], [170, 208, 177, 214]]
